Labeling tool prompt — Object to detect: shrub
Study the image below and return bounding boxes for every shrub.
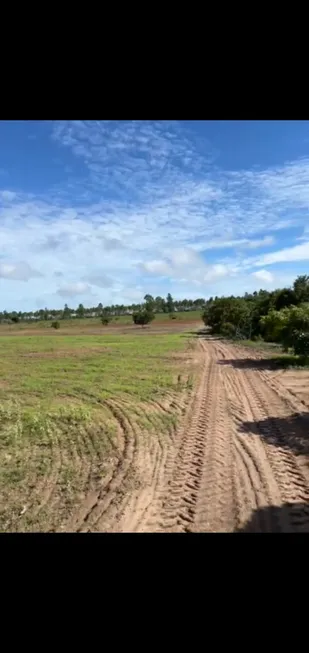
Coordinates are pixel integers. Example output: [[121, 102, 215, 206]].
[[101, 316, 111, 326], [169, 313, 177, 320], [132, 310, 155, 327], [293, 331, 309, 357], [221, 322, 236, 337], [51, 321, 60, 329]]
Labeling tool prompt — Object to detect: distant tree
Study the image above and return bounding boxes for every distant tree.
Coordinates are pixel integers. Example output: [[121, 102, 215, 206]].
[[77, 303, 85, 318], [62, 303, 71, 319], [166, 293, 174, 313], [155, 296, 165, 312], [144, 294, 155, 312]]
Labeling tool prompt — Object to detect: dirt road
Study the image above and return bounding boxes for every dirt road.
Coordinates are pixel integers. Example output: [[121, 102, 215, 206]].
[[100, 336, 309, 533]]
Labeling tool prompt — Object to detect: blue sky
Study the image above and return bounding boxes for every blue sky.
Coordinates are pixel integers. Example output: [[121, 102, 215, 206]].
[[1, 119, 309, 311]]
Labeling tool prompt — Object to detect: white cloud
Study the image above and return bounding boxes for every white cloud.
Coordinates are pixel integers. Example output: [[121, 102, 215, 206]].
[[57, 282, 91, 297], [0, 262, 42, 281], [252, 269, 274, 283], [84, 273, 114, 288], [255, 241, 309, 266], [2, 120, 309, 310], [0, 190, 16, 202], [141, 249, 231, 285]]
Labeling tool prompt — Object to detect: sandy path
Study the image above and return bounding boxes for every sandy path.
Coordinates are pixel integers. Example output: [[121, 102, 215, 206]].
[[110, 337, 309, 533]]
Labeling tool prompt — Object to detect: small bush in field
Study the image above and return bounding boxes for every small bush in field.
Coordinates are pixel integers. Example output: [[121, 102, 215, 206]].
[[101, 316, 111, 326], [51, 321, 60, 329], [169, 313, 177, 320]]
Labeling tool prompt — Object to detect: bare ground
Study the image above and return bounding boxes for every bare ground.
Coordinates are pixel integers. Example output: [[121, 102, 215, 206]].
[[5, 334, 309, 532], [78, 336, 309, 533]]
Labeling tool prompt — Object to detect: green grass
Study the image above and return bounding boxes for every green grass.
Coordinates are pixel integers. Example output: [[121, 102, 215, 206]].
[[239, 339, 282, 352], [0, 310, 202, 331], [0, 331, 196, 531], [0, 332, 192, 405], [234, 339, 309, 367]]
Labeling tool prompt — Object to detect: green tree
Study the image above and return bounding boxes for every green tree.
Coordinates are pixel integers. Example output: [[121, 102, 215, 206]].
[[273, 288, 297, 311], [77, 303, 85, 318], [260, 309, 289, 343], [144, 294, 155, 312], [293, 275, 309, 303], [62, 303, 71, 319], [166, 293, 174, 313], [132, 309, 155, 328]]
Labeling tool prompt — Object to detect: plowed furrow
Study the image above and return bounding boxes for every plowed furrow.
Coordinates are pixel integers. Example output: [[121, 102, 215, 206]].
[[32, 432, 62, 518], [67, 399, 135, 532]]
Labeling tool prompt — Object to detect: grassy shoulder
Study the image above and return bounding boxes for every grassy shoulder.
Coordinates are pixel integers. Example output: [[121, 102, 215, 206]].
[[0, 330, 198, 531], [235, 339, 309, 368]]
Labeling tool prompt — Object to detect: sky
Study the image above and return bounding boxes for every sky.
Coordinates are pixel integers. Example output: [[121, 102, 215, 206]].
[[1, 119, 309, 312]]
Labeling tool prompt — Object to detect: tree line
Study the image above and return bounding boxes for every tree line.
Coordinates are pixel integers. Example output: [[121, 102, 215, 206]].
[[0, 294, 206, 324], [202, 275, 309, 357]]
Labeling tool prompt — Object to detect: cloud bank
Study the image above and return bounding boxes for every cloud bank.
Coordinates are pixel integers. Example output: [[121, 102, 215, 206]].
[[0, 120, 309, 310]]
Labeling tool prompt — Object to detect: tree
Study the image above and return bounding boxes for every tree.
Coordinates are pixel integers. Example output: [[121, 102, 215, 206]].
[[273, 288, 297, 311], [202, 297, 251, 337], [166, 293, 174, 313], [293, 275, 309, 303], [132, 309, 155, 328], [77, 303, 85, 318], [101, 316, 111, 325], [144, 294, 155, 312], [155, 296, 165, 312], [62, 303, 71, 319], [260, 309, 289, 343], [51, 320, 60, 329]]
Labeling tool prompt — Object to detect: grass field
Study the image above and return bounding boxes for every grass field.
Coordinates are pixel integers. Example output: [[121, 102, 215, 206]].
[[0, 327, 199, 532], [0, 310, 202, 332]]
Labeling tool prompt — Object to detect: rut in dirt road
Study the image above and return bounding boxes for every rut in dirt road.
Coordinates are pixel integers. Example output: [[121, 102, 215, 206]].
[[115, 337, 309, 533]]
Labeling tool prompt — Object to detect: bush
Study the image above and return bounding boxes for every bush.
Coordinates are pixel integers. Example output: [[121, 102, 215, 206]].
[[101, 316, 111, 325], [169, 313, 177, 320], [221, 322, 236, 337], [132, 310, 155, 327], [293, 331, 309, 357], [51, 321, 60, 329]]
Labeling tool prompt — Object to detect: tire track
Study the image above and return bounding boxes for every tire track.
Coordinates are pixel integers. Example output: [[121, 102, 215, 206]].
[[147, 340, 235, 533], [67, 398, 136, 532], [222, 363, 284, 532], [215, 339, 309, 531]]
